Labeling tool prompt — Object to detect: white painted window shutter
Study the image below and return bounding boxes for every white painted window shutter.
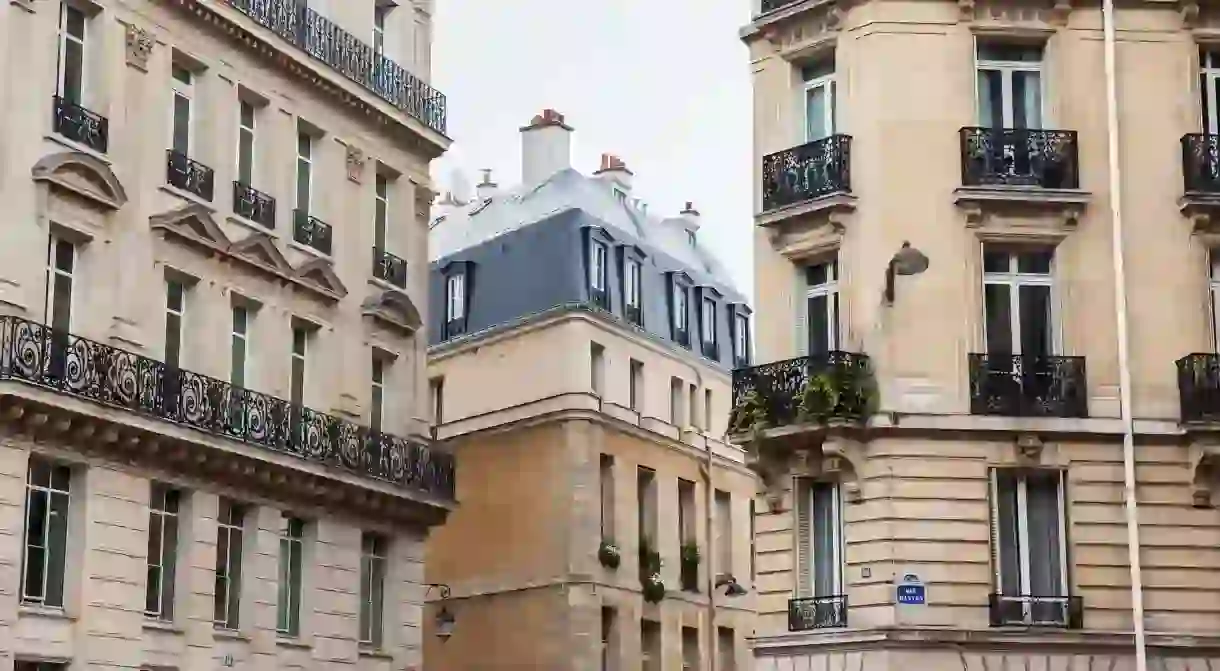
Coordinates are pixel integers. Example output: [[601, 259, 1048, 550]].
[[794, 476, 812, 598]]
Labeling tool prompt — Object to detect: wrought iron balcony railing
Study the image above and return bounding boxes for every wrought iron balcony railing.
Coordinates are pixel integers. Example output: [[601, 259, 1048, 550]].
[[625, 304, 642, 327], [1182, 133, 1220, 194], [789, 595, 847, 631], [760, 0, 804, 14], [52, 96, 108, 153], [1176, 353, 1220, 423], [988, 594, 1082, 629], [373, 247, 407, 288], [590, 288, 610, 312], [968, 353, 1087, 418], [166, 150, 215, 202], [293, 210, 333, 255], [224, 0, 446, 135], [0, 316, 454, 499], [730, 351, 873, 434], [959, 127, 1079, 189], [762, 135, 852, 211], [233, 181, 277, 229]]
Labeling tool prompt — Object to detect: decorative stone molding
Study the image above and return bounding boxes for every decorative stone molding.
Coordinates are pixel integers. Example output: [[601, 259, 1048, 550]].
[[761, 194, 856, 260], [125, 24, 156, 72], [345, 145, 366, 183], [1190, 442, 1220, 508], [960, 0, 1065, 27], [1015, 433, 1044, 461], [32, 151, 128, 211], [1182, 0, 1201, 28], [747, 426, 866, 511], [362, 290, 423, 334], [956, 187, 1089, 233]]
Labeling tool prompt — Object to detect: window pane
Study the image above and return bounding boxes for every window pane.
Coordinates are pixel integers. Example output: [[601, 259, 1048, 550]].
[[978, 69, 1003, 129], [1025, 472, 1063, 596], [808, 295, 830, 356], [805, 84, 829, 141], [240, 101, 255, 128], [1013, 70, 1041, 130], [370, 557, 385, 645], [277, 538, 291, 631], [289, 539, 302, 635], [995, 471, 1022, 596], [165, 314, 181, 368], [983, 250, 1009, 274], [231, 335, 246, 387], [374, 197, 387, 250], [296, 159, 311, 212], [984, 283, 1012, 354], [46, 492, 69, 606], [1017, 250, 1053, 275], [146, 563, 162, 614], [237, 130, 254, 185], [52, 274, 72, 332], [162, 515, 178, 619], [1018, 285, 1053, 357], [62, 41, 83, 104], [811, 484, 838, 596], [172, 95, 191, 155]]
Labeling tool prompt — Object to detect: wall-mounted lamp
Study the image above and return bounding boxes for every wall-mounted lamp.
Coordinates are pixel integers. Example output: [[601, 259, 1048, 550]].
[[426, 583, 456, 641], [883, 241, 930, 305], [714, 574, 748, 597]]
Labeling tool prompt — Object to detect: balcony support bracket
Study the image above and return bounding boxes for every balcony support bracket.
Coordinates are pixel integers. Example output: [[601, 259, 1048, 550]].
[[1189, 441, 1220, 508], [1180, 195, 1220, 236], [761, 195, 855, 261], [957, 187, 1088, 232]]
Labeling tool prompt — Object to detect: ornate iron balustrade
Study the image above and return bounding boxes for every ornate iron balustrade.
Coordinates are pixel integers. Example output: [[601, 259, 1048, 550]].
[[373, 247, 407, 288], [762, 135, 852, 211], [224, 0, 446, 135], [0, 316, 455, 499], [233, 181, 277, 229], [590, 288, 610, 312], [52, 96, 108, 153], [760, 0, 804, 13], [789, 595, 847, 631], [730, 351, 873, 433], [968, 353, 1087, 418], [166, 150, 215, 201], [959, 127, 1079, 189], [293, 210, 333, 255], [1182, 133, 1220, 194], [988, 594, 1082, 629], [625, 304, 642, 327], [1176, 353, 1220, 422]]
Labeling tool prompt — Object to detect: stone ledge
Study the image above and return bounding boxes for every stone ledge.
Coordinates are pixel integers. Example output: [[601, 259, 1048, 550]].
[[752, 625, 1220, 654]]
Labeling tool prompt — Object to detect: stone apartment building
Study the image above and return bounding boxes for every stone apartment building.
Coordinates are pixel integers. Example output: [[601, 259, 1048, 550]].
[[421, 111, 757, 670], [0, 0, 453, 668], [737, 0, 1220, 668]]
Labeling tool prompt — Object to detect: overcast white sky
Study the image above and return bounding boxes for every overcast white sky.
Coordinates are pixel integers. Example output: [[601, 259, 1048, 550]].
[[430, 0, 756, 298]]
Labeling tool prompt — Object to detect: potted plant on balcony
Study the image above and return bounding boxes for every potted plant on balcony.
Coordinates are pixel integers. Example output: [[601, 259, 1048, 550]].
[[729, 389, 770, 436], [639, 536, 665, 604], [796, 363, 876, 424], [679, 541, 701, 592], [598, 538, 621, 569]]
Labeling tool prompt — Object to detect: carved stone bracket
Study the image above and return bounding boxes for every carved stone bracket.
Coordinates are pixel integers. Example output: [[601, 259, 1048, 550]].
[[760, 194, 856, 261], [747, 427, 867, 511], [345, 145, 366, 183], [125, 24, 156, 72], [1182, 0, 1201, 28], [747, 437, 801, 512], [1190, 441, 1220, 508], [1181, 196, 1220, 236], [1015, 433, 1044, 461], [821, 434, 865, 503], [956, 187, 1088, 235]]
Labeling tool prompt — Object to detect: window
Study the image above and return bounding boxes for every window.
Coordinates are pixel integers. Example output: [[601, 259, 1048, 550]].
[[374, 173, 389, 253], [213, 498, 245, 629], [976, 43, 1043, 130], [803, 58, 836, 141], [170, 64, 193, 156], [688, 383, 699, 429], [805, 259, 840, 356], [797, 481, 843, 599], [165, 280, 186, 370], [671, 279, 689, 346], [446, 273, 466, 323], [717, 627, 736, 671], [749, 499, 757, 585], [715, 490, 732, 576], [21, 456, 71, 608], [641, 620, 661, 671], [296, 129, 313, 214], [701, 297, 717, 353], [590, 342, 605, 396], [629, 359, 643, 412], [599, 454, 615, 539], [991, 469, 1069, 625], [637, 468, 657, 545], [56, 3, 86, 105], [276, 515, 305, 636], [704, 389, 714, 434], [600, 606, 616, 671], [373, 3, 389, 53], [231, 305, 249, 387], [623, 256, 642, 324], [430, 376, 445, 426], [732, 313, 750, 367], [669, 377, 684, 426], [1203, 49, 1220, 134], [290, 326, 308, 407], [45, 237, 74, 334], [682, 626, 700, 671], [678, 479, 696, 544], [145, 483, 181, 621], [983, 247, 1054, 357], [237, 100, 256, 186], [589, 239, 609, 309], [359, 532, 388, 647], [371, 355, 386, 433]]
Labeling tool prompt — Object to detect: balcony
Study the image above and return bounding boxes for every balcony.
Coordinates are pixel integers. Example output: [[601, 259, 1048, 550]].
[[224, 0, 446, 135], [233, 181, 277, 229], [762, 135, 852, 212], [166, 150, 215, 202], [788, 595, 847, 631], [729, 351, 873, 436], [988, 594, 1082, 629], [293, 210, 333, 255], [52, 96, 108, 153], [968, 353, 1087, 418], [959, 127, 1079, 189], [373, 247, 407, 289], [0, 316, 454, 500], [1182, 134, 1220, 194], [1176, 353, 1220, 423]]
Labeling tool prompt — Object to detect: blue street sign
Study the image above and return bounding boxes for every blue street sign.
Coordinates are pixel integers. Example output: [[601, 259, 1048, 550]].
[[896, 573, 926, 605]]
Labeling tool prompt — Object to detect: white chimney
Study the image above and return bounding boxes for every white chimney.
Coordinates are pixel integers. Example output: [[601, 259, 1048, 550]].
[[521, 109, 573, 186], [476, 168, 499, 201], [448, 167, 473, 205], [680, 202, 701, 244], [594, 153, 633, 192]]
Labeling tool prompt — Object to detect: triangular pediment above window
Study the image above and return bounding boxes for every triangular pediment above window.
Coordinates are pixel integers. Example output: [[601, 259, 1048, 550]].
[[228, 232, 294, 275], [362, 290, 423, 334], [294, 257, 348, 298], [149, 203, 232, 251], [32, 151, 128, 210]]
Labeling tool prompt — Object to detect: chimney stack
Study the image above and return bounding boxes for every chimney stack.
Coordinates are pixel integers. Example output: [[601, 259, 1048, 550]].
[[594, 153, 634, 192], [520, 109, 573, 187], [476, 168, 499, 201], [680, 201, 701, 243]]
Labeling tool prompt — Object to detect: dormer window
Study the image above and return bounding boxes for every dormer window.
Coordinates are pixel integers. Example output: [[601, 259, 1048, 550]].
[[700, 296, 717, 359], [732, 311, 751, 368], [623, 255, 642, 326], [589, 239, 609, 310], [670, 275, 690, 348], [446, 274, 464, 321], [441, 262, 471, 340]]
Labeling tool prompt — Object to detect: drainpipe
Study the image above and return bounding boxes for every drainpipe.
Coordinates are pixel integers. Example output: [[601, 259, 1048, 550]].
[[1100, 2, 1148, 669]]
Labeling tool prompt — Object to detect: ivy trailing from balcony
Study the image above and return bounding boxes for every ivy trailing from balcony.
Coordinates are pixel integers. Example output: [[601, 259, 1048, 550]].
[[796, 364, 876, 424], [728, 389, 771, 436], [679, 541, 701, 592], [639, 536, 665, 603], [598, 538, 621, 570]]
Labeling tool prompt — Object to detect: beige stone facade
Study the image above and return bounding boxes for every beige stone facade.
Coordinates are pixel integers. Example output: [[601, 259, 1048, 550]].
[[424, 310, 758, 670], [740, 0, 1220, 668], [0, 0, 451, 668]]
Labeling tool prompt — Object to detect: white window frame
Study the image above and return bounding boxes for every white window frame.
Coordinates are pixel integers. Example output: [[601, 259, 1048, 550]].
[[145, 483, 180, 621], [590, 240, 608, 292], [673, 283, 689, 332], [806, 260, 840, 353], [290, 327, 308, 407], [803, 72, 836, 142], [56, 3, 86, 102], [989, 469, 1070, 620], [374, 174, 389, 252], [237, 100, 256, 185], [371, 355, 385, 433], [296, 130, 313, 214], [624, 257, 641, 309], [276, 515, 305, 637], [808, 483, 844, 597], [21, 457, 72, 608], [231, 305, 249, 387], [701, 297, 717, 346], [170, 65, 194, 156], [373, 3, 389, 54], [982, 249, 1058, 355], [359, 532, 387, 646], [734, 313, 749, 363], [446, 273, 465, 321], [165, 280, 186, 368], [45, 236, 75, 332], [975, 44, 1045, 129], [213, 499, 245, 630]]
